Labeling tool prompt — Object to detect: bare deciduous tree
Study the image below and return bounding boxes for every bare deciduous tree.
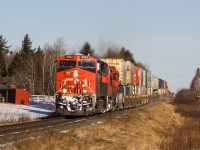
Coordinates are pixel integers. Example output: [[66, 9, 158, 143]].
[[6, 37, 68, 96]]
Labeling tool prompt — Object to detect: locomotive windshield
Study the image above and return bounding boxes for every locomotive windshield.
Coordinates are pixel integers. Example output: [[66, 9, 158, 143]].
[[57, 60, 76, 72], [99, 61, 108, 75], [78, 61, 96, 73], [113, 73, 118, 80]]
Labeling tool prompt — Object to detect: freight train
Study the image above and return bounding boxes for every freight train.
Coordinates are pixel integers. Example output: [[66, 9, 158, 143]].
[[55, 54, 168, 116]]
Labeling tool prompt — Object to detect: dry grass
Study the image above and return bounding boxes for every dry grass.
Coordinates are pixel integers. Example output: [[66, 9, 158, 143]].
[[174, 89, 198, 104], [160, 89, 200, 150], [5, 91, 200, 150], [0, 113, 32, 126], [161, 119, 200, 150], [3, 101, 183, 150]]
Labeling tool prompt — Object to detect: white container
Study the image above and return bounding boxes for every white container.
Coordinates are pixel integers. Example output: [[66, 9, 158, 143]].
[[125, 61, 134, 85], [100, 58, 127, 85], [139, 68, 143, 87], [147, 87, 153, 95], [158, 89, 162, 95], [133, 86, 140, 95], [152, 76, 159, 89], [147, 72, 152, 88], [143, 69, 146, 87]]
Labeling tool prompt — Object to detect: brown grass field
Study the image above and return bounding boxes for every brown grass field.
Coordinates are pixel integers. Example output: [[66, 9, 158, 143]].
[[2, 91, 200, 150], [161, 89, 200, 150]]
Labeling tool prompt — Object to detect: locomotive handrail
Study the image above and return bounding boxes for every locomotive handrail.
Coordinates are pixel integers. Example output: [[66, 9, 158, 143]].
[[56, 77, 96, 98], [56, 78, 81, 94]]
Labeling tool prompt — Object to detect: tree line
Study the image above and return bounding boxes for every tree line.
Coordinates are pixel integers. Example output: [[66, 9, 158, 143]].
[[0, 34, 143, 95]]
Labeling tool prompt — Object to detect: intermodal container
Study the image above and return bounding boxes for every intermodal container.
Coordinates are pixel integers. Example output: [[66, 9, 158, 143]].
[[158, 89, 162, 95], [142, 69, 146, 87], [139, 68, 143, 87], [134, 66, 140, 86], [152, 76, 159, 89], [139, 68, 147, 95], [147, 87, 153, 95], [147, 72, 152, 95], [147, 72, 152, 88], [133, 86, 140, 95], [100, 58, 127, 85], [126, 61, 134, 85], [165, 81, 168, 89], [158, 79, 163, 89]]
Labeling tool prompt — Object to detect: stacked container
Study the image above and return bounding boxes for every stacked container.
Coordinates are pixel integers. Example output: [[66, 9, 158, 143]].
[[164, 81, 168, 94], [126, 61, 134, 95], [147, 72, 152, 95], [126, 61, 134, 85], [162, 80, 168, 95], [100, 58, 169, 97], [139, 68, 142, 95], [143, 69, 147, 94], [139, 68, 147, 95], [100, 58, 127, 85], [134, 66, 140, 95], [152, 76, 159, 94], [158, 79, 163, 95]]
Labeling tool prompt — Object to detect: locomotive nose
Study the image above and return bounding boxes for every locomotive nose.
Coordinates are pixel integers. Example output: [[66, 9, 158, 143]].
[[74, 70, 78, 78]]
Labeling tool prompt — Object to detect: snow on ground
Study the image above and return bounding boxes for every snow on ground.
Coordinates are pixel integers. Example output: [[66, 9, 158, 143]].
[[91, 121, 104, 126], [0, 98, 55, 122]]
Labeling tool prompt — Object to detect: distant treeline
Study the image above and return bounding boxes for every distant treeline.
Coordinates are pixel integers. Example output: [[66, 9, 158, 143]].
[[0, 34, 147, 95]]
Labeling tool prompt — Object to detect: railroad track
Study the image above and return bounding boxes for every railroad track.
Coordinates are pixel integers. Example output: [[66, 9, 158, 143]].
[[0, 98, 167, 137], [0, 116, 89, 136]]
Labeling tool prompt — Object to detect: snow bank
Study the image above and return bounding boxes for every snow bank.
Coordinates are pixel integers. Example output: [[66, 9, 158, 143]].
[[0, 99, 55, 122]]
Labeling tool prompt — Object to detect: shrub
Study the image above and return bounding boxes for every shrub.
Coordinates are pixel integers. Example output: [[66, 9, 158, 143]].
[[174, 89, 198, 104]]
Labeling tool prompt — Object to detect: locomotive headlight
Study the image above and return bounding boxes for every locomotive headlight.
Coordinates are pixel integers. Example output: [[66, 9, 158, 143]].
[[83, 88, 87, 94], [74, 70, 78, 78], [62, 88, 67, 93]]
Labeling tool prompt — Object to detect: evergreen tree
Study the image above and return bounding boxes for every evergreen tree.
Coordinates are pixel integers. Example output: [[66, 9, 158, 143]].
[[191, 68, 200, 91], [79, 42, 94, 55], [21, 34, 34, 56], [0, 35, 11, 78], [34, 46, 44, 94], [8, 34, 35, 75], [8, 52, 23, 75], [0, 49, 5, 78], [36, 46, 42, 53]]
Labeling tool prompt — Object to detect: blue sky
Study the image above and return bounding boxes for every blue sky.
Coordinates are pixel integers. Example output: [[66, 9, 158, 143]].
[[1, 0, 200, 92]]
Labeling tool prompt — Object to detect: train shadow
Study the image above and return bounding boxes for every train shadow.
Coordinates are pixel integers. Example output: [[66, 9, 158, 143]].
[[22, 108, 50, 115], [29, 101, 55, 110]]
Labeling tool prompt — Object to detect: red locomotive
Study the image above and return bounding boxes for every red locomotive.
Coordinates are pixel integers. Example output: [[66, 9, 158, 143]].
[[55, 54, 121, 116], [55, 54, 169, 116]]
